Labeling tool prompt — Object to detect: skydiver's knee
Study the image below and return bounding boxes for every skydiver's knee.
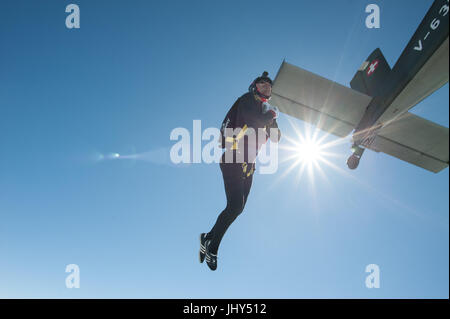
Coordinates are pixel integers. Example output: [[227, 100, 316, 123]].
[[227, 200, 245, 217]]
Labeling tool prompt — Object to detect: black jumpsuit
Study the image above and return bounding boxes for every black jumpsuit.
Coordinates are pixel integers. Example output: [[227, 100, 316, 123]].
[[205, 92, 280, 254]]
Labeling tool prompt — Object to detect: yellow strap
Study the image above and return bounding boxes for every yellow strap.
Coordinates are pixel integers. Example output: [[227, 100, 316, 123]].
[[224, 125, 248, 150], [247, 165, 254, 177], [236, 124, 248, 140]]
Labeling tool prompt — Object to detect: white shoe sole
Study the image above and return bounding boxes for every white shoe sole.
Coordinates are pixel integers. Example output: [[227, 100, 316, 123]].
[[199, 234, 206, 263]]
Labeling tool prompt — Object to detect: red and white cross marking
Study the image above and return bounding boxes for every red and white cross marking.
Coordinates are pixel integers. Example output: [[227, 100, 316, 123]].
[[366, 59, 379, 76]]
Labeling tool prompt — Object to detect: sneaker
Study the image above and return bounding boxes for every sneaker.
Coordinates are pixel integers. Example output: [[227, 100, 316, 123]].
[[205, 239, 218, 271], [199, 233, 207, 263]]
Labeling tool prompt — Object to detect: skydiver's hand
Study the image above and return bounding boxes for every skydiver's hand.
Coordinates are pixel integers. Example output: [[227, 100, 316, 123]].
[[262, 102, 279, 119]]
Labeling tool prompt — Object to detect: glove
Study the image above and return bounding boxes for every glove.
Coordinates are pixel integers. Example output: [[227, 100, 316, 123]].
[[262, 102, 279, 119]]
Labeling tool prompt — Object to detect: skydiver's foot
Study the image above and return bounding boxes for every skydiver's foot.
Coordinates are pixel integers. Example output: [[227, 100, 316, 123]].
[[199, 233, 208, 263], [205, 240, 218, 271]]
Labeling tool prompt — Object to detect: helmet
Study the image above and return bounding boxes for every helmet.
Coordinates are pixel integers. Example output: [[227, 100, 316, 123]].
[[249, 71, 273, 101]]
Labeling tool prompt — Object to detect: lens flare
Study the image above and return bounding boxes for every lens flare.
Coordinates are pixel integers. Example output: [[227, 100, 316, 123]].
[[273, 116, 351, 191], [295, 141, 323, 164]]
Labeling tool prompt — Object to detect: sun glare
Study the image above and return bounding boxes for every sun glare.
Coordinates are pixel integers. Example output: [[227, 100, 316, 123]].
[[295, 141, 323, 164], [274, 117, 352, 189]]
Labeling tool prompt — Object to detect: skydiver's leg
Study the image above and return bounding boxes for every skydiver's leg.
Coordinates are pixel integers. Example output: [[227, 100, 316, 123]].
[[242, 166, 254, 206], [205, 163, 253, 254]]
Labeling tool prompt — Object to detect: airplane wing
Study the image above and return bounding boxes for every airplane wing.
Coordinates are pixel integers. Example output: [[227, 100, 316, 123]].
[[271, 61, 373, 137], [363, 112, 449, 173]]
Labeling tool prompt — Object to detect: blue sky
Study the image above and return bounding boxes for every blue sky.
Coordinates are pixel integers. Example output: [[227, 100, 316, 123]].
[[0, 0, 448, 298]]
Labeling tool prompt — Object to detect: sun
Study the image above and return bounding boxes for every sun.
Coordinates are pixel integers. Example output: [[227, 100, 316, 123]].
[[281, 121, 330, 172], [295, 140, 324, 164], [273, 117, 350, 188], [280, 129, 328, 182]]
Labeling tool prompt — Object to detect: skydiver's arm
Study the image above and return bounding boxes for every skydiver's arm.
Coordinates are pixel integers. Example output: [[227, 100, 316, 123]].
[[237, 94, 274, 129]]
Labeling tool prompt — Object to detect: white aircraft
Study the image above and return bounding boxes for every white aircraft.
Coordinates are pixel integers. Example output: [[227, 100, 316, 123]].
[[271, 0, 449, 173]]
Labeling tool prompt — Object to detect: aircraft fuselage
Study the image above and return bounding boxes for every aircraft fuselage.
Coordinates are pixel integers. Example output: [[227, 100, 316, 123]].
[[353, 0, 449, 148]]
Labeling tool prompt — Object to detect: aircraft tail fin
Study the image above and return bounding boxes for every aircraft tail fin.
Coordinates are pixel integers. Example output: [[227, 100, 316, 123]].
[[350, 48, 391, 97]]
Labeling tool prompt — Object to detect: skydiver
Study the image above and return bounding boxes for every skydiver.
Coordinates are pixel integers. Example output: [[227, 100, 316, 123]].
[[199, 71, 281, 271]]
